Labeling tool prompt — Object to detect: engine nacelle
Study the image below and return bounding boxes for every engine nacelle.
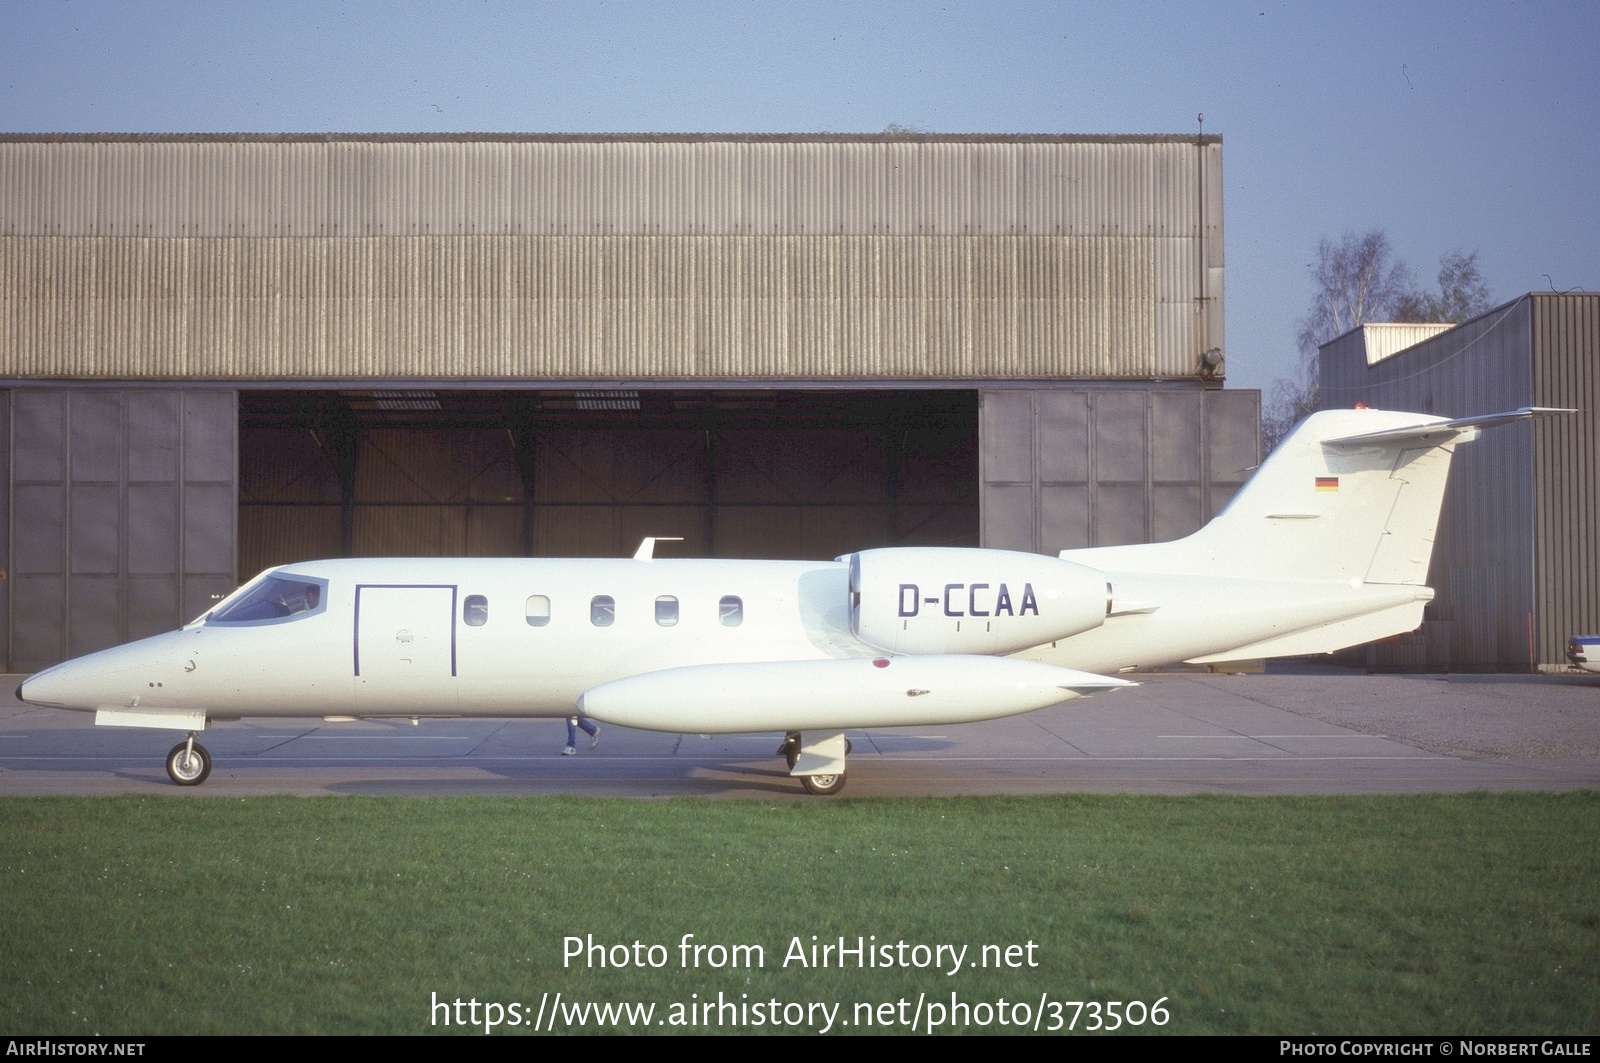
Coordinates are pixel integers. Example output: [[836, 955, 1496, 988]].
[[844, 547, 1109, 655]]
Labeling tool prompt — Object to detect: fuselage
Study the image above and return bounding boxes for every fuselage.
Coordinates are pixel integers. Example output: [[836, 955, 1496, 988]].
[[20, 550, 1427, 725], [20, 556, 856, 720], [13, 406, 1547, 792]]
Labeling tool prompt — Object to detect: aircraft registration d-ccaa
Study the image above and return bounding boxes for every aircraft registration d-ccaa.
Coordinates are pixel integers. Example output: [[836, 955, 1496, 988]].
[[17, 407, 1564, 794]]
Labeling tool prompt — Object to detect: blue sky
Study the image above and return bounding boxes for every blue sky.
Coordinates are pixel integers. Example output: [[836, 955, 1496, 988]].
[[3, 0, 1595, 396]]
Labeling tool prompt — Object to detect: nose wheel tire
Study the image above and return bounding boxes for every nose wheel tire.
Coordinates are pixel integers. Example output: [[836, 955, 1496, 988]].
[[800, 772, 845, 796], [166, 741, 212, 786]]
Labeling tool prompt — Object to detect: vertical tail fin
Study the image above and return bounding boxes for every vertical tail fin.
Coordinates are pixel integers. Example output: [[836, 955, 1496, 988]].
[[1064, 407, 1552, 584]]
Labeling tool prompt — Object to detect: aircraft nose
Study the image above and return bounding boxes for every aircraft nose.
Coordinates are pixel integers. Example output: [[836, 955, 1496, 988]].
[[17, 664, 74, 708], [16, 630, 192, 711]]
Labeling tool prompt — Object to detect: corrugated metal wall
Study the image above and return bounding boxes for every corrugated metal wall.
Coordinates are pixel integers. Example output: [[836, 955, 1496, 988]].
[[0, 136, 1220, 237], [1532, 295, 1600, 668], [1355, 323, 1457, 366], [980, 386, 1258, 554], [1316, 295, 1600, 670], [0, 135, 1223, 382], [0, 391, 9, 669]]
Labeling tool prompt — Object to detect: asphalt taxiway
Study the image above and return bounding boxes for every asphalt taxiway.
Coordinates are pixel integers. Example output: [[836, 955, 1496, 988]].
[[2, 667, 1596, 797]]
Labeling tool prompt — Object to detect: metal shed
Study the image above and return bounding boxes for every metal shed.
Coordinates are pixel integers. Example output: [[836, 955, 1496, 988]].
[[1318, 293, 1600, 670]]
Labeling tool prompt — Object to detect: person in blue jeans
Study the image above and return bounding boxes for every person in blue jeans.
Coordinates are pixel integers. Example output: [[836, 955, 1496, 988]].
[[563, 715, 599, 756]]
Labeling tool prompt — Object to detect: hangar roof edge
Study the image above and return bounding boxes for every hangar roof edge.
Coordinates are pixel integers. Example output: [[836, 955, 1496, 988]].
[[0, 132, 1223, 146]]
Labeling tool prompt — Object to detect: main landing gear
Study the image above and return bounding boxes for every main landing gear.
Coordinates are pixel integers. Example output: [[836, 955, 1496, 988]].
[[800, 771, 845, 797], [166, 732, 212, 786], [777, 731, 850, 796]]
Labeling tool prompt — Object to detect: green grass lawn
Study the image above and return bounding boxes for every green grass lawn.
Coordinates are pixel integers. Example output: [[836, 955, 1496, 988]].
[[0, 793, 1594, 1035]]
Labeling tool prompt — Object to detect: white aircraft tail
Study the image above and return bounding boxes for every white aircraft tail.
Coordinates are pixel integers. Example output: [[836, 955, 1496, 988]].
[[1064, 407, 1551, 585]]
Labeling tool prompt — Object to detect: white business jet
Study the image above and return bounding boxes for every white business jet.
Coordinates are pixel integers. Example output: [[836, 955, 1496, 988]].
[[17, 406, 1555, 794]]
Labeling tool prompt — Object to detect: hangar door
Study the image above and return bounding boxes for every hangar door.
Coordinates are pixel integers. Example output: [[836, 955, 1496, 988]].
[[981, 388, 1259, 555], [4, 388, 238, 673], [238, 389, 979, 574]]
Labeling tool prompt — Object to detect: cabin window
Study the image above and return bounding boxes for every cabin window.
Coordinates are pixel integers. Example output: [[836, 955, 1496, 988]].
[[463, 595, 488, 627], [655, 595, 679, 627], [209, 574, 328, 624], [590, 595, 615, 627], [719, 595, 743, 627], [525, 594, 551, 627]]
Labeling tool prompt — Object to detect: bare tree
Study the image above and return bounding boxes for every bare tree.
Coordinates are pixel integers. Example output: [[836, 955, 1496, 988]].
[[1391, 249, 1494, 324], [1294, 229, 1416, 361], [1263, 235, 1495, 451], [1262, 374, 1323, 454], [1265, 229, 1416, 450]]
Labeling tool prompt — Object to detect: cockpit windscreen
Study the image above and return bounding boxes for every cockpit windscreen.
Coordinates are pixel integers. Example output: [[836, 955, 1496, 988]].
[[208, 575, 328, 624]]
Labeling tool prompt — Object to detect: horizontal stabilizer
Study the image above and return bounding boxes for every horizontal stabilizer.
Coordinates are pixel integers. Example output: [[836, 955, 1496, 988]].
[[1324, 407, 1573, 448]]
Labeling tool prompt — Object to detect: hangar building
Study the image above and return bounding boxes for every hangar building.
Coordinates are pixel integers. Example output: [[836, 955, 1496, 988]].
[[1319, 293, 1600, 670], [0, 133, 1255, 672]]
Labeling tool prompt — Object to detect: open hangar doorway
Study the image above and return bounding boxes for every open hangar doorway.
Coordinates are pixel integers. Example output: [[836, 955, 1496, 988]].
[[238, 388, 978, 576]]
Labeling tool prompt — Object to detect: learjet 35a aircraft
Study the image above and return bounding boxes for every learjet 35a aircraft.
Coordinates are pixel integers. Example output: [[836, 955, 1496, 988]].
[[18, 406, 1557, 794]]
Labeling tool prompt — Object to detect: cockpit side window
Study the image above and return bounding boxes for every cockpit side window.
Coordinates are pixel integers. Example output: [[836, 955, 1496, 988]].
[[209, 574, 329, 625]]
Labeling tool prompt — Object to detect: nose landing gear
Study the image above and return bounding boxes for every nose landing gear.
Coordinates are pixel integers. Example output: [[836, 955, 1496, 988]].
[[166, 733, 212, 786]]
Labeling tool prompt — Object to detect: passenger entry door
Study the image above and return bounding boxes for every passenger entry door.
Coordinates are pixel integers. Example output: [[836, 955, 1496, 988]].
[[354, 585, 459, 712]]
